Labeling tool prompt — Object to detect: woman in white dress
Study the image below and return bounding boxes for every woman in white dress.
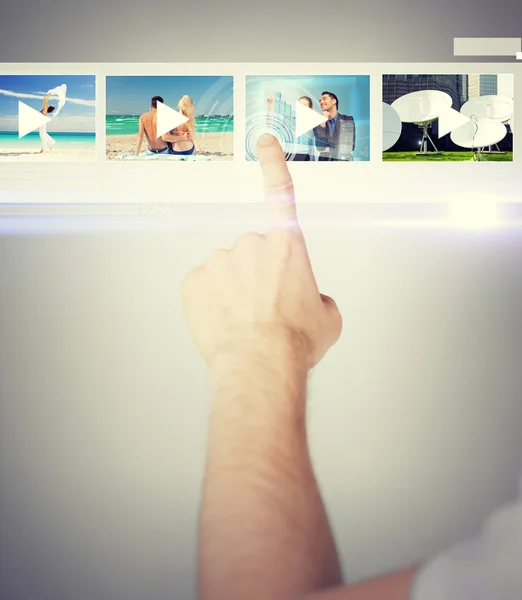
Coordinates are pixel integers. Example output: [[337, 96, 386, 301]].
[[38, 93, 56, 153], [38, 84, 67, 153]]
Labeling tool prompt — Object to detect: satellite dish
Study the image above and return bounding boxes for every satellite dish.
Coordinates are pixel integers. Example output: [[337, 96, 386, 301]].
[[382, 102, 402, 151], [460, 96, 513, 155], [391, 90, 452, 124], [451, 117, 507, 160], [392, 90, 452, 154], [461, 95, 513, 122]]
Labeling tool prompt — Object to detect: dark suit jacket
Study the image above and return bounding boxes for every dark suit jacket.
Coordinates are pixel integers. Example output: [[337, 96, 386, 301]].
[[313, 113, 356, 160]]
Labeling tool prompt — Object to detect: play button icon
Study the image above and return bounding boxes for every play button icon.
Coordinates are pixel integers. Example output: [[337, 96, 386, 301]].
[[437, 107, 470, 139], [18, 101, 51, 138], [295, 100, 328, 137], [156, 101, 189, 138]]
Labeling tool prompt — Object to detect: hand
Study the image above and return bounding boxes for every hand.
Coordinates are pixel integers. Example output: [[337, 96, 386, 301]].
[[267, 95, 275, 112], [181, 133, 342, 371], [321, 110, 330, 124]]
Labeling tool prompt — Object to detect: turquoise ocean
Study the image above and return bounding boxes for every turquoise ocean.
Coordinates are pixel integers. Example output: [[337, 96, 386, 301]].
[[0, 132, 96, 145], [106, 115, 234, 135]]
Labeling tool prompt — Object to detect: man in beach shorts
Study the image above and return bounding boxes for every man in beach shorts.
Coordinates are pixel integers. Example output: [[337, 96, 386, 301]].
[[134, 96, 171, 156]]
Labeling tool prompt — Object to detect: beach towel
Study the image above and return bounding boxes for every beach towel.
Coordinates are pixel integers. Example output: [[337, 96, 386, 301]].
[[117, 152, 211, 161]]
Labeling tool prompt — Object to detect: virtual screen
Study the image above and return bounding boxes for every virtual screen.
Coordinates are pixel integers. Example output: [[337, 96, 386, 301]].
[[0, 63, 518, 211]]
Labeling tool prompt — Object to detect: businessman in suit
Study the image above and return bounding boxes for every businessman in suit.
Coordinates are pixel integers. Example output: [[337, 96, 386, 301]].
[[313, 91, 356, 161]]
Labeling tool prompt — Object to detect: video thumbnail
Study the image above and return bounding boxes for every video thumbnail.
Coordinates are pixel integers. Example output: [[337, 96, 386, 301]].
[[0, 74, 96, 162], [245, 75, 370, 162], [382, 73, 514, 162], [105, 76, 234, 161]]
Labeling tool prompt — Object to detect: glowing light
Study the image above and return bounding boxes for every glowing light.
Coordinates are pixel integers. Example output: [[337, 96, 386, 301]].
[[448, 195, 500, 228]]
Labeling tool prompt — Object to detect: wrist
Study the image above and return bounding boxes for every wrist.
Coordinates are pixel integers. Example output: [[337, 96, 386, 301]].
[[210, 325, 307, 373], [208, 325, 309, 412]]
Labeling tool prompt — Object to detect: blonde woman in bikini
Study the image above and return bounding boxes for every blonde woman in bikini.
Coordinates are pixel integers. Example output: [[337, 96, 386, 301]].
[[162, 95, 196, 156]]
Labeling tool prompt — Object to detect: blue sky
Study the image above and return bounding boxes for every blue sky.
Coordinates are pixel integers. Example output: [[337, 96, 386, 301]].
[[0, 75, 96, 132], [106, 76, 234, 116], [246, 75, 370, 120]]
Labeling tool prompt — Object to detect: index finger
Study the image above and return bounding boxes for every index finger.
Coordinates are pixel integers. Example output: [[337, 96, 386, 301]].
[[256, 133, 300, 233]]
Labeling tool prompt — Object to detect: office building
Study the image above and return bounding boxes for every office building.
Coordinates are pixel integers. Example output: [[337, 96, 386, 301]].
[[382, 74, 469, 110], [468, 74, 498, 99]]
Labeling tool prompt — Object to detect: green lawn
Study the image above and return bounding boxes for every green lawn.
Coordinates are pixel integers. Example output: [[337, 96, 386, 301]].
[[382, 151, 513, 162]]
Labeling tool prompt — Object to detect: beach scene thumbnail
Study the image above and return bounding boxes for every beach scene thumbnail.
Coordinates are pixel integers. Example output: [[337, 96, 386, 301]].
[[106, 76, 234, 161], [245, 75, 370, 162], [382, 74, 514, 161], [0, 74, 96, 162]]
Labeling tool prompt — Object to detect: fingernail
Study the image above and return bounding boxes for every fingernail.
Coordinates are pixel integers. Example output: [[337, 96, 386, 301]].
[[258, 133, 276, 146]]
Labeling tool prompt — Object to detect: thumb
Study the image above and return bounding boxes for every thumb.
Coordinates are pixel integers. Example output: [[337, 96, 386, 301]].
[[320, 293, 343, 343], [320, 293, 338, 310]]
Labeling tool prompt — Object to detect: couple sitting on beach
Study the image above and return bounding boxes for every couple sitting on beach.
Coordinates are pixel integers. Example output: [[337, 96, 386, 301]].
[[135, 95, 195, 156]]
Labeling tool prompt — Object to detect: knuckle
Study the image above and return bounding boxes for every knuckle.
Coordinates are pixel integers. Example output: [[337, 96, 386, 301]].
[[209, 248, 230, 267], [233, 232, 264, 251], [270, 230, 296, 256]]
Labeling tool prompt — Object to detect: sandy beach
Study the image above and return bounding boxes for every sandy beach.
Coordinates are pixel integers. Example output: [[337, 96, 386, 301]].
[[106, 132, 234, 161], [0, 143, 96, 162]]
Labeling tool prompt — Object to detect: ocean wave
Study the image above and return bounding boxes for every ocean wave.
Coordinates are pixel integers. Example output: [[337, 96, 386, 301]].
[[105, 114, 234, 135]]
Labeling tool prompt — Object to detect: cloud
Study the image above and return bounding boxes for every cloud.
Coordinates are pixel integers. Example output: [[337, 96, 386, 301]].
[[0, 89, 95, 107]]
